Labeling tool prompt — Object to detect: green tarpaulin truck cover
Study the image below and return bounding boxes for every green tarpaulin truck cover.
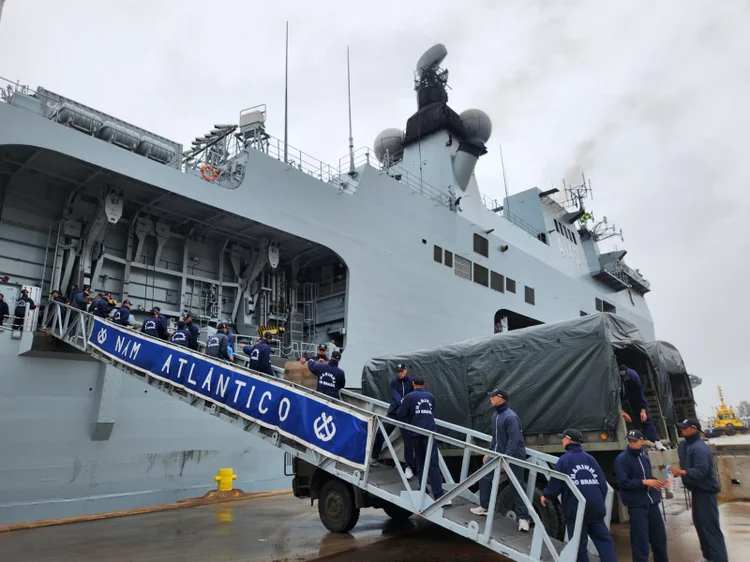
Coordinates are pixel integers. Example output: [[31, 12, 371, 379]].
[[362, 313, 652, 436]]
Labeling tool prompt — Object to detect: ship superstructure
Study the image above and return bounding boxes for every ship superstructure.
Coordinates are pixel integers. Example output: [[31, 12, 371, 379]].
[[0, 43, 654, 524]]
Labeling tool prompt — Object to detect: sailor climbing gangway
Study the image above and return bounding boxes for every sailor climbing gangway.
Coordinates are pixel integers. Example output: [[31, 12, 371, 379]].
[[38, 301, 608, 562]]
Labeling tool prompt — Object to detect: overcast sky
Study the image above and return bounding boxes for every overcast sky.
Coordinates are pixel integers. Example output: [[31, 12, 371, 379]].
[[1, 0, 748, 416]]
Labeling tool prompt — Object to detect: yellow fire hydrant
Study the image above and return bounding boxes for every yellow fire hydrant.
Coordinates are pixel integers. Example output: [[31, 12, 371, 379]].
[[214, 468, 237, 492]]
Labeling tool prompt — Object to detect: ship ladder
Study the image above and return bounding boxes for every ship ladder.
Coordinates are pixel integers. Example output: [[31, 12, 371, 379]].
[[38, 301, 611, 562]]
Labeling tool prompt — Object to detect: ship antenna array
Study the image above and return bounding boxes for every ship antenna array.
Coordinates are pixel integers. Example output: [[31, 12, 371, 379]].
[[561, 172, 593, 211], [590, 215, 624, 243], [283, 21, 289, 164], [346, 46, 355, 176]]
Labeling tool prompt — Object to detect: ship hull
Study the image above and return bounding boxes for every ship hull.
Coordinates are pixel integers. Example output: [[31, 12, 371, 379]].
[[0, 98, 654, 525]]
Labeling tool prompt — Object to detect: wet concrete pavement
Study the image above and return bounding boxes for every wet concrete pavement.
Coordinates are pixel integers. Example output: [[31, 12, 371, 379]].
[[0, 491, 747, 561]]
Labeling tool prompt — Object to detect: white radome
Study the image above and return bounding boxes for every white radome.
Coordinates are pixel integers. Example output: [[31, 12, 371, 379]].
[[373, 128, 404, 163], [459, 109, 492, 144]]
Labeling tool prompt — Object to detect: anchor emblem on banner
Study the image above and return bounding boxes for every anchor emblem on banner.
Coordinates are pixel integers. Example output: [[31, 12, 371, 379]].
[[313, 412, 337, 442], [97, 327, 108, 345]]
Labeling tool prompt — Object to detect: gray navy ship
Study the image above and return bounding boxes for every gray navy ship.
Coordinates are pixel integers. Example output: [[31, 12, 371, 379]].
[[0, 31, 655, 526]]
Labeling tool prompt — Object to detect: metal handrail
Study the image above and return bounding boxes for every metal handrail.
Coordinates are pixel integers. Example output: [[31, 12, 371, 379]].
[[39, 301, 592, 561], [342, 389, 615, 531]]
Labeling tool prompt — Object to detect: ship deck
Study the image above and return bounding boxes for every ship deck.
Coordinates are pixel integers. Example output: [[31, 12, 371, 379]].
[[0, 491, 748, 561]]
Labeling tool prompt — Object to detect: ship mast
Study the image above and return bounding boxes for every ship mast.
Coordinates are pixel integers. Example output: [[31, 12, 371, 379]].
[[0, 1, 6, 30]]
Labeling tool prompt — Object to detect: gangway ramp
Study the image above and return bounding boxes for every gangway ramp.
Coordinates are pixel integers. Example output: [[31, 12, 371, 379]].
[[40, 302, 607, 562]]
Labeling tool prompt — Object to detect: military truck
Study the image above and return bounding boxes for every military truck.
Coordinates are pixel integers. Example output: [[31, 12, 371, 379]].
[[358, 313, 694, 521]]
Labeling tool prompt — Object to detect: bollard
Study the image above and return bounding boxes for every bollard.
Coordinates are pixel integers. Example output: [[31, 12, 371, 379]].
[[214, 468, 237, 491]]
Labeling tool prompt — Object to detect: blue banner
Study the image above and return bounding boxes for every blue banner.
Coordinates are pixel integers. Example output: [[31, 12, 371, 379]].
[[88, 320, 371, 468]]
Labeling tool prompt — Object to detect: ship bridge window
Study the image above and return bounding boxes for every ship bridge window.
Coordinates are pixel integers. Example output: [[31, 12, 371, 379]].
[[445, 250, 453, 268], [434, 245, 443, 263], [473, 264, 489, 287], [454, 255, 472, 280], [491, 271, 505, 292], [473, 233, 489, 258], [525, 286, 535, 305], [554, 219, 561, 233], [506, 278, 516, 293]]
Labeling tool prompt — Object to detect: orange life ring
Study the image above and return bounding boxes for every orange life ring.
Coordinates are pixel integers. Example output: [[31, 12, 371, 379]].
[[201, 164, 218, 182]]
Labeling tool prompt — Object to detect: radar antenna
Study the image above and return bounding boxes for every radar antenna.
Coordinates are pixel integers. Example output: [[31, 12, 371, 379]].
[[561, 173, 593, 211], [413, 44, 450, 108], [590, 215, 624, 243]]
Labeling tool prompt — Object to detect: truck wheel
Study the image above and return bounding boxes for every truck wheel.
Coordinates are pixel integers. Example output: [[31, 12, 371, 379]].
[[382, 501, 412, 521], [318, 479, 360, 533], [497, 485, 565, 541]]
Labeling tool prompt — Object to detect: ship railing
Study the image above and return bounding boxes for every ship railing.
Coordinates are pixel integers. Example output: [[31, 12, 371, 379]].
[[0, 77, 58, 114], [39, 301, 286, 375], [480, 194, 548, 243], [342, 389, 615, 534], [0, 301, 39, 334], [290, 340, 321, 358], [229, 332, 284, 358]]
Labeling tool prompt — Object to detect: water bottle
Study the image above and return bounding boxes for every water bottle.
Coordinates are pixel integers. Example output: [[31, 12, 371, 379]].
[[664, 463, 676, 493]]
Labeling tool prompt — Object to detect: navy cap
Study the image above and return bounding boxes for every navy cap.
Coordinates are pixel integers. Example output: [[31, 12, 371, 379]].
[[558, 428, 583, 442], [412, 375, 425, 385], [487, 388, 508, 400], [395, 363, 408, 371], [677, 418, 702, 431], [263, 331, 272, 339], [331, 350, 342, 360], [318, 344, 328, 351], [626, 429, 645, 441]]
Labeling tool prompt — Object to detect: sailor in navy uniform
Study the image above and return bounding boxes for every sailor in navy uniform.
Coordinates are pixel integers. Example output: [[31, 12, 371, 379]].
[[243, 331, 274, 376], [90, 292, 111, 318], [668, 418, 728, 562], [183, 313, 200, 350], [49, 290, 65, 304], [72, 287, 90, 311], [619, 364, 666, 451], [615, 429, 668, 562], [305, 350, 345, 399], [141, 309, 167, 339], [152, 306, 168, 335], [397, 375, 450, 504], [13, 288, 37, 330], [371, 363, 416, 480], [470, 389, 531, 532], [543, 429, 617, 562], [301, 343, 329, 363], [206, 323, 232, 361], [170, 321, 191, 347], [112, 300, 133, 326], [0, 293, 9, 326]]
